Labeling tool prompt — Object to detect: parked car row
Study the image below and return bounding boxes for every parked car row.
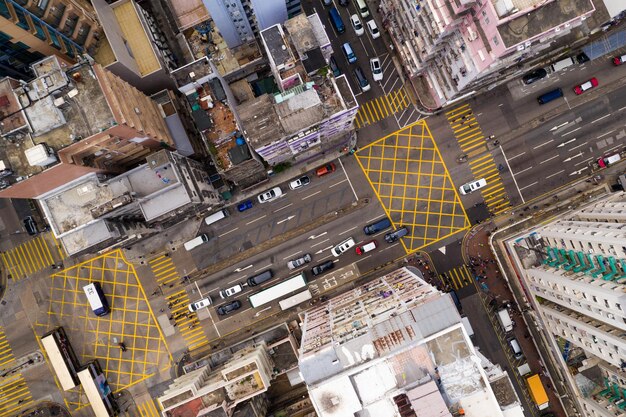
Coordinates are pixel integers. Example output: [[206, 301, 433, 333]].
[[329, 217, 410, 259]]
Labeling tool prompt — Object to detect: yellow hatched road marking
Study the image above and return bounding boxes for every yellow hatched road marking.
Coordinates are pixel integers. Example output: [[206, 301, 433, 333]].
[[136, 398, 160, 417], [0, 374, 33, 417]]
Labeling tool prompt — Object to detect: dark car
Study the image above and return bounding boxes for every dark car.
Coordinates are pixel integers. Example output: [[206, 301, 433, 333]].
[[329, 56, 341, 77], [312, 260, 335, 276], [576, 52, 589, 64], [338, 0, 348, 5], [237, 200, 253, 212], [522, 68, 547, 85], [217, 300, 242, 315], [385, 226, 409, 243], [23, 216, 37, 235]]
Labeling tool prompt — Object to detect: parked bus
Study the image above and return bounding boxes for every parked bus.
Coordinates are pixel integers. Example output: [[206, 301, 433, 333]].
[[77, 361, 119, 417], [279, 289, 312, 310], [248, 273, 307, 308], [83, 282, 110, 316], [40, 327, 81, 391]]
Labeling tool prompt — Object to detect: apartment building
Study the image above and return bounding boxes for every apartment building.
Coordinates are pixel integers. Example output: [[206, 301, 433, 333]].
[[380, 0, 595, 107], [238, 13, 357, 166], [299, 266, 524, 416], [0, 55, 176, 200], [0, 0, 100, 80], [504, 191, 626, 417]]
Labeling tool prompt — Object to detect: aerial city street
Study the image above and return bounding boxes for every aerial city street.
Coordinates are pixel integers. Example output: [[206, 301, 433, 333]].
[[0, 0, 625, 417]]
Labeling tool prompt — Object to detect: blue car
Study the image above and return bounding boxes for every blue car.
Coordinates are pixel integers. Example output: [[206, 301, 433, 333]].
[[237, 200, 253, 212]]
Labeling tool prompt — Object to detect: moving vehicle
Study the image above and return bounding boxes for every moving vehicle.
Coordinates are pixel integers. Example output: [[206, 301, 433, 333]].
[[496, 308, 513, 332], [184, 234, 209, 251], [356, 240, 377, 255], [258, 186, 283, 203], [329, 7, 345, 34], [83, 282, 110, 316], [23, 216, 37, 235], [220, 284, 243, 299], [356, 0, 369, 17], [370, 57, 383, 81], [204, 209, 228, 225], [329, 56, 341, 77], [289, 175, 310, 190], [537, 88, 563, 104], [573, 77, 598, 95], [366, 20, 380, 39], [522, 68, 547, 85], [248, 272, 307, 308], [350, 14, 364, 36], [354, 67, 371, 92], [287, 253, 312, 269], [247, 269, 274, 286], [526, 374, 549, 410], [613, 54, 626, 65], [331, 237, 356, 256], [385, 226, 409, 243], [316, 163, 336, 177], [364, 217, 391, 235], [78, 361, 119, 417], [217, 300, 242, 315], [598, 153, 621, 168], [312, 260, 335, 276], [459, 178, 487, 195], [550, 56, 575, 72], [279, 289, 312, 310], [237, 200, 253, 212], [342, 42, 357, 64], [188, 297, 211, 312], [41, 327, 81, 391], [576, 52, 589, 63]]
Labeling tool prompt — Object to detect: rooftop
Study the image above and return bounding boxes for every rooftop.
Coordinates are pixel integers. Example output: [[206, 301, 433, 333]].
[[171, 57, 215, 93], [497, 0, 594, 48], [284, 14, 319, 56], [163, 0, 208, 30], [261, 25, 293, 69]]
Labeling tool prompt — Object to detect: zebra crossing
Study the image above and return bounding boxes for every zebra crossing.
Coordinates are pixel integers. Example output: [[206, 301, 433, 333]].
[[0, 375, 33, 417], [440, 265, 473, 290], [0, 233, 66, 280]]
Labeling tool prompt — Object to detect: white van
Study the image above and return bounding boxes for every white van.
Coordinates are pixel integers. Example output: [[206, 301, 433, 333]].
[[551, 57, 575, 72], [83, 282, 110, 316], [496, 308, 513, 332], [204, 209, 228, 226], [184, 234, 209, 251], [356, 0, 369, 18]]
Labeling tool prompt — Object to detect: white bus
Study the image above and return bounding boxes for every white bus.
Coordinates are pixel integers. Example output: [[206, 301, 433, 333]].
[[248, 273, 307, 308], [83, 282, 110, 316], [278, 289, 312, 310], [41, 327, 81, 391], [78, 361, 119, 417]]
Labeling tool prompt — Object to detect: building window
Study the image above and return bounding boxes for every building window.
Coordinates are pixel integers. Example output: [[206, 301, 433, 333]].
[[48, 30, 61, 49], [492, 36, 499, 46], [0, 0, 10, 19], [484, 17, 490, 25], [13, 7, 31, 31], [32, 19, 47, 41]]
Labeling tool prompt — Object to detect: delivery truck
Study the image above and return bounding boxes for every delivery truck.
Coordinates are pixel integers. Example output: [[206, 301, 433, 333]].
[[526, 374, 549, 410]]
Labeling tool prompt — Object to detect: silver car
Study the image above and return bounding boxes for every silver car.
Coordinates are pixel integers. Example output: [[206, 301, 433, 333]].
[[258, 186, 283, 203], [287, 253, 312, 270]]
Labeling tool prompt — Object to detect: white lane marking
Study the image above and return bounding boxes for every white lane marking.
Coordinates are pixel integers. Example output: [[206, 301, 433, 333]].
[[366, 215, 385, 223], [568, 142, 588, 151], [509, 151, 526, 161], [540, 155, 559, 165], [518, 181, 538, 191], [338, 158, 358, 200], [283, 250, 302, 260], [591, 114, 610, 124], [597, 130, 615, 139], [546, 170, 565, 179], [533, 139, 554, 149], [357, 255, 372, 262], [303, 190, 322, 200], [253, 264, 272, 273], [246, 215, 266, 225], [500, 145, 525, 204], [515, 166, 534, 175], [329, 179, 347, 188], [619, 105, 626, 112], [561, 127, 580, 136], [381, 243, 399, 251], [574, 157, 593, 167], [311, 238, 330, 247], [317, 254, 333, 262], [228, 276, 247, 284], [339, 226, 358, 235], [275, 203, 292, 212], [219, 227, 239, 237]]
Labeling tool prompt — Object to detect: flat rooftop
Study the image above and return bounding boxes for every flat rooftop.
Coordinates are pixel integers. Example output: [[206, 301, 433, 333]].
[[112, 0, 160, 75], [497, 0, 594, 48], [171, 57, 215, 92], [284, 14, 319, 55], [261, 25, 292, 68], [164, 0, 208, 30]]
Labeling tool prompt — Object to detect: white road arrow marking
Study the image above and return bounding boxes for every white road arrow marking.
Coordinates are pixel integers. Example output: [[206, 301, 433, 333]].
[[557, 138, 576, 148], [234, 265, 253, 273], [277, 215, 295, 225]]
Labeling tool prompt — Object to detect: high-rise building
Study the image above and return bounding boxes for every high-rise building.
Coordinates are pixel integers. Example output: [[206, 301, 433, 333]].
[[0, 55, 177, 199], [504, 191, 626, 417], [380, 0, 595, 107], [0, 0, 101, 80], [202, 0, 300, 49]]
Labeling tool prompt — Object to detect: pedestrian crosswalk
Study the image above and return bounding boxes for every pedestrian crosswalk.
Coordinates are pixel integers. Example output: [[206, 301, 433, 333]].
[[148, 256, 209, 352], [0, 374, 33, 417], [134, 398, 161, 417], [0, 328, 15, 369], [446, 104, 510, 214], [440, 265, 473, 290], [0, 233, 66, 280], [354, 85, 412, 129]]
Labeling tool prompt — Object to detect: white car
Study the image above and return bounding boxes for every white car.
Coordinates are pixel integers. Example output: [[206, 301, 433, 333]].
[[366, 20, 380, 39], [219, 284, 243, 299], [370, 57, 383, 82], [188, 297, 211, 312], [331, 237, 356, 257], [258, 186, 283, 203], [351, 14, 364, 36], [289, 175, 310, 190], [459, 178, 487, 195]]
